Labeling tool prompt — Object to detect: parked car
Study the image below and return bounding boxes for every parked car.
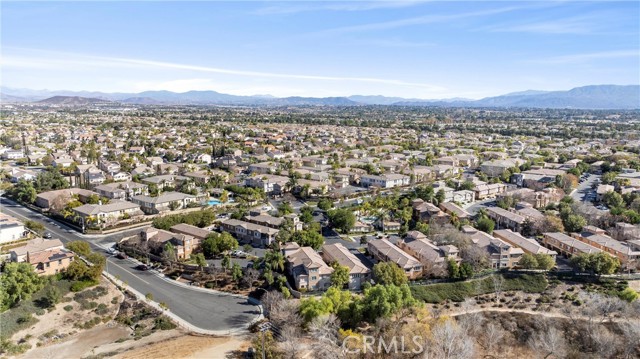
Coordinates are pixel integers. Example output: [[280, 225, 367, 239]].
[[135, 264, 149, 271], [43, 232, 52, 239], [116, 252, 128, 260]]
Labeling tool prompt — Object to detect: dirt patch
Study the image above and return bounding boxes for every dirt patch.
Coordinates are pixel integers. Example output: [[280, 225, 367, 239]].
[[11, 278, 124, 358], [112, 334, 245, 359], [20, 325, 130, 359]]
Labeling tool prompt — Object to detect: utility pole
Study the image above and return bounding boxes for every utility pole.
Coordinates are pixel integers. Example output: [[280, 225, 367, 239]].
[[258, 322, 271, 359]]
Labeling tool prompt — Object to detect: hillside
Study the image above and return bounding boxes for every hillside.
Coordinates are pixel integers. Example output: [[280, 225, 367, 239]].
[[37, 96, 112, 105]]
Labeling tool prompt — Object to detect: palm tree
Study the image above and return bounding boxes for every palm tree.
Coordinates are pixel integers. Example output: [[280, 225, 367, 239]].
[[264, 250, 285, 273]]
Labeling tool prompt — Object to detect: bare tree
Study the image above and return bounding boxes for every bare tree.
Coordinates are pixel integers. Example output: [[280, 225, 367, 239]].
[[457, 300, 484, 337], [262, 290, 284, 317], [424, 319, 475, 359], [491, 275, 504, 303], [270, 299, 302, 329], [483, 323, 505, 355], [618, 321, 640, 359], [591, 326, 618, 359], [307, 314, 342, 359], [279, 325, 303, 359], [527, 325, 567, 359]]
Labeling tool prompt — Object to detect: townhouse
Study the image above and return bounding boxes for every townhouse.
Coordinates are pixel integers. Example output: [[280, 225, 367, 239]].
[[397, 231, 460, 276], [219, 218, 279, 247], [367, 238, 423, 279], [284, 243, 334, 291], [73, 200, 144, 226], [493, 229, 557, 258], [360, 173, 410, 189], [464, 227, 524, 269], [542, 232, 602, 258], [486, 206, 526, 233], [141, 227, 199, 260], [321, 243, 371, 290], [131, 192, 199, 214]]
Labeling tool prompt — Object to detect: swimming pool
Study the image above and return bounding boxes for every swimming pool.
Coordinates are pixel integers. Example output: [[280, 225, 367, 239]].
[[208, 199, 222, 206]]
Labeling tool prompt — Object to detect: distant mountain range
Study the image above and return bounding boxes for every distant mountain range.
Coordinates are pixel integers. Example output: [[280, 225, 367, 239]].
[[1, 85, 638, 109]]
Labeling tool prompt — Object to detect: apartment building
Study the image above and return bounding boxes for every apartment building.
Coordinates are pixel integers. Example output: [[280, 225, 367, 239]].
[[285, 245, 333, 291]]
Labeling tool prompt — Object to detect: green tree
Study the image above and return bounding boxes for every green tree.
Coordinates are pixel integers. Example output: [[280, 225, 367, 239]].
[[191, 253, 207, 269], [231, 262, 243, 283], [163, 242, 177, 262], [570, 252, 620, 275], [1, 262, 44, 310], [327, 208, 356, 234], [330, 264, 351, 289], [317, 198, 333, 211], [372, 262, 407, 286], [534, 254, 555, 270], [24, 220, 45, 235], [277, 202, 294, 216], [41, 286, 61, 308], [264, 250, 285, 273], [221, 255, 231, 273], [291, 229, 324, 250], [66, 241, 91, 257], [518, 253, 539, 269], [602, 191, 624, 209], [476, 216, 495, 234], [435, 189, 446, 205], [459, 262, 473, 279], [563, 214, 586, 233], [360, 284, 416, 323], [10, 179, 37, 203], [202, 232, 238, 258], [447, 258, 460, 279]]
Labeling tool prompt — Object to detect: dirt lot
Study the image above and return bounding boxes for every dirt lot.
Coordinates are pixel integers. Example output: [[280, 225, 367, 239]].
[[11, 276, 250, 359], [12, 278, 125, 359]]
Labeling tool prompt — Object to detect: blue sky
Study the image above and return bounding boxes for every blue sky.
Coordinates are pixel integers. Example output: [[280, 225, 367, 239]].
[[1, 1, 638, 99]]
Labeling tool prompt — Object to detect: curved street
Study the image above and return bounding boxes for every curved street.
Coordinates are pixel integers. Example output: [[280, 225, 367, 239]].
[[1, 198, 261, 333]]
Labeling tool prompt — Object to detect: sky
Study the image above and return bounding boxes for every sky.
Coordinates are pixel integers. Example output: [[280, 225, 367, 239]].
[[1, 1, 639, 99]]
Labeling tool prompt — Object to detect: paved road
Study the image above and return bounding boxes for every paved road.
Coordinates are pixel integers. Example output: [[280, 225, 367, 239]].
[[571, 174, 600, 202], [1, 198, 260, 333]]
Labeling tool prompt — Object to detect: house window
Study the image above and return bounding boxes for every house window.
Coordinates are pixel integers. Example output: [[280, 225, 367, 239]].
[[58, 260, 62, 265], [46, 262, 50, 267]]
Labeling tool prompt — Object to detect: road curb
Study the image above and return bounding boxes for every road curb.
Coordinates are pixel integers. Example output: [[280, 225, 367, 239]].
[[103, 271, 263, 336]]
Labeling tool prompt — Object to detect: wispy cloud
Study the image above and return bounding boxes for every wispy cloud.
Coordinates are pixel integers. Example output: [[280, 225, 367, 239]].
[[1, 49, 447, 91], [253, 1, 428, 16], [531, 49, 639, 64], [482, 10, 631, 35], [313, 6, 520, 35]]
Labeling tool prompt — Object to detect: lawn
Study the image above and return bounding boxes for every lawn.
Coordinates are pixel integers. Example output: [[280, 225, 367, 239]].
[[0, 279, 74, 341], [410, 273, 548, 303]]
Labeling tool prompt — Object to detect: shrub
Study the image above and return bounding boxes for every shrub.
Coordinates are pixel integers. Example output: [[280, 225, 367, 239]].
[[71, 280, 98, 292], [153, 316, 177, 331], [63, 305, 73, 312]]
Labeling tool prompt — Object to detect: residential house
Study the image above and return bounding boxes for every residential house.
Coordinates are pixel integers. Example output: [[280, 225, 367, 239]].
[[412, 199, 450, 225], [10, 237, 64, 262], [493, 229, 557, 258], [141, 227, 198, 260], [245, 174, 289, 195], [170, 223, 211, 242], [473, 183, 507, 200], [95, 181, 148, 200], [486, 207, 526, 232], [28, 249, 75, 276], [0, 213, 25, 244], [219, 218, 279, 247], [321, 243, 371, 290], [360, 173, 410, 189], [285, 245, 334, 291], [397, 231, 459, 277], [439, 202, 471, 221], [542, 232, 602, 258], [73, 200, 144, 227], [572, 227, 640, 267], [131, 192, 198, 214], [465, 228, 524, 269], [368, 238, 423, 279]]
